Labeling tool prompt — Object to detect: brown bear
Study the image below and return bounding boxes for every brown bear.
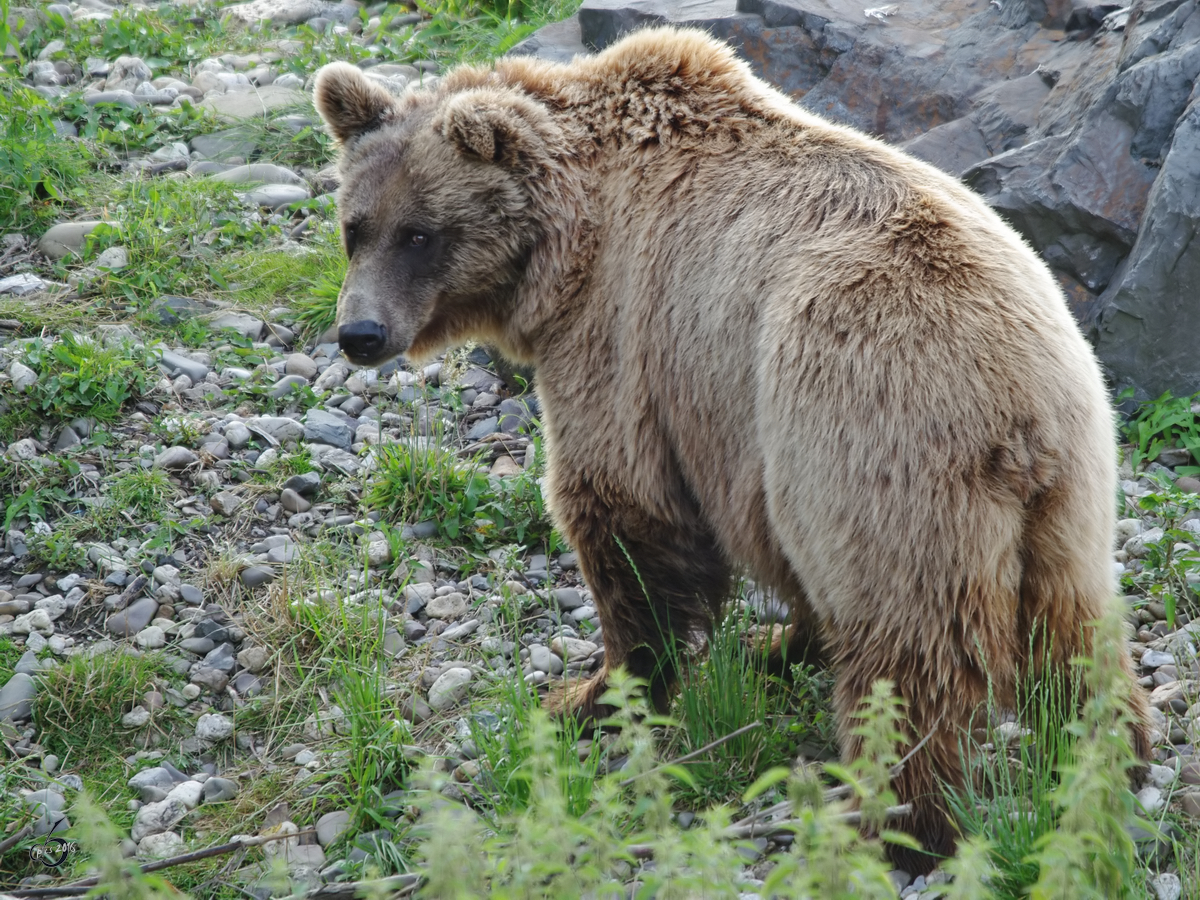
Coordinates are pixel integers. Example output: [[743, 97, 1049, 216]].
[[313, 28, 1152, 874]]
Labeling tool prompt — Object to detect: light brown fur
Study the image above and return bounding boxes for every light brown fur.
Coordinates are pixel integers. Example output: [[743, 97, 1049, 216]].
[[314, 29, 1152, 874]]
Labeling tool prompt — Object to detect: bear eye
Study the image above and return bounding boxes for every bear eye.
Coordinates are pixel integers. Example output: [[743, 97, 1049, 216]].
[[410, 233, 428, 248], [344, 223, 358, 259]]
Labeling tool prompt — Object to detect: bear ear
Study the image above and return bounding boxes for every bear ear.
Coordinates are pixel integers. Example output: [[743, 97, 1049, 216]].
[[314, 61, 396, 144], [439, 88, 559, 169]]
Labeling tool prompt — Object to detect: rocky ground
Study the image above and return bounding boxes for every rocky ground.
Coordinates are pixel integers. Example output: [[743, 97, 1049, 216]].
[[0, 0, 1199, 897]]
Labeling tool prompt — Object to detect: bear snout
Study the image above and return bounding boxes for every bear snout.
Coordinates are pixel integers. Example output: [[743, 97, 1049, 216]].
[[338, 319, 389, 363]]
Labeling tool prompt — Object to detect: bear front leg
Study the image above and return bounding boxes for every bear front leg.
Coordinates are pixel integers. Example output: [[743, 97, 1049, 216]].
[[546, 486, 731, 724]]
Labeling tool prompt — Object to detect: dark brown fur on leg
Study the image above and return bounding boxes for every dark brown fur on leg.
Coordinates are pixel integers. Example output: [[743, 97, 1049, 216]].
[[831, 636, 992, 876], [546, 486, 731, 725]]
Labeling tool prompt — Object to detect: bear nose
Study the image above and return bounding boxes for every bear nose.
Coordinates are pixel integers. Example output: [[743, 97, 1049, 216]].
[[338, 320, 388, 360]]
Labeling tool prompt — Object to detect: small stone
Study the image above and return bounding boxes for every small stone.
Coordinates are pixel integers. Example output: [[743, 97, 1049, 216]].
[[242, 183, 309, 210], [166, 780, 204, 810], [528, 644, 563, 674], [107, 598, 159, 636], [154, 447, 198, 470], [280, 488, 311, 513], [237, 645, 270, 673], [240, 566, 274, 588], [181, 684, 201, 701], [196, 713, 234, 743], [1136, 785, 1165, 815], [490, 456, 522, 477], [232, 671, 262, 695], [428, 667, 472, 711], [210, 492, 242, 516], [37, 220, 106, 259], [23, 790, 65, 818], [549, 588, 584, 611], [135, 626, 166, 650], [105, 55, 152, 92], [190, 668, 229, 692], [224, 422, 252, 450], [8, 361, 37, 393], [284, 353, 318, 378], [138, 831, 184, 859], [1151, 872, 1182, 900], [131, 798, 188, 843], [283, 471, 321, 497], [426, 592, 467, 622], [122, 705, 152, 727], [303, 408, 354, 449], [12, 609, 54, 636], [202, 777, 239, 803], [1181, 791, 1200, 816], [550, 636, 598, 661], [1141, 650, 1175, 669], [180, 637, 215, 656], [366, 540, 392, 567], [316, 810, 351, 846]]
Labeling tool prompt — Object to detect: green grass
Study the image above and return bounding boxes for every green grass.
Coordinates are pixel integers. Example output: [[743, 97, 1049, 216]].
[[665, 604, 833, 807], [35, 649, 186, 776], [0, 78, 96, 232], [947, 655, 1082, 898], [363, 433, 558, 551]]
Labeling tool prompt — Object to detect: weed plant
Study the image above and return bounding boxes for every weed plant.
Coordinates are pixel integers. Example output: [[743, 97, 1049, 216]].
[[1120, 472, 1200, 627], [0, 79, 94, 231], [1121, 388, 1200, 474], [13, 332, 156, 421], [363, 433, 556, 549], [469, 672, 602, 820]]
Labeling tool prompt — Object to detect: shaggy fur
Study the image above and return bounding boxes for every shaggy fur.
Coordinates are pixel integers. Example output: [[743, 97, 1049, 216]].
[[314, 30, 1153, 874]]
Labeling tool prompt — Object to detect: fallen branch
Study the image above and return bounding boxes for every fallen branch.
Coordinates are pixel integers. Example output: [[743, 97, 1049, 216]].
[[6, 829, 318, 898], [305, 873, 420, 898], [619, 722, 763, 787], [731, 722, 941, 834], [626, 803, 913, 859], [0, 825, 32, 856]]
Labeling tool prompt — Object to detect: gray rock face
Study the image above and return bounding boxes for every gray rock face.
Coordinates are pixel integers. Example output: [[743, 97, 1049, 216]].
[[1096, 97, 1200, 398]]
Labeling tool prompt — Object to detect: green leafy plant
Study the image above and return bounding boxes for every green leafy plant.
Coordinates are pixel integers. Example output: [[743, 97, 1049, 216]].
[[0, 78, 94, 230], [469, 672, 602, 820], [1121, 388, 1200, 474], [1121, 474, 1200, 628], [15, 332, 156, 421], [0, 454, 83, 531]]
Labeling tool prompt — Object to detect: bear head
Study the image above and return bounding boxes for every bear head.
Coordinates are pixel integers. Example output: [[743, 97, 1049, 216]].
[[313, 61, 564, 366]]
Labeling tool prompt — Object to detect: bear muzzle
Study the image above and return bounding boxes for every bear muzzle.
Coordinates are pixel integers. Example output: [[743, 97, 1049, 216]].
[[338, 319, 390, 364]]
